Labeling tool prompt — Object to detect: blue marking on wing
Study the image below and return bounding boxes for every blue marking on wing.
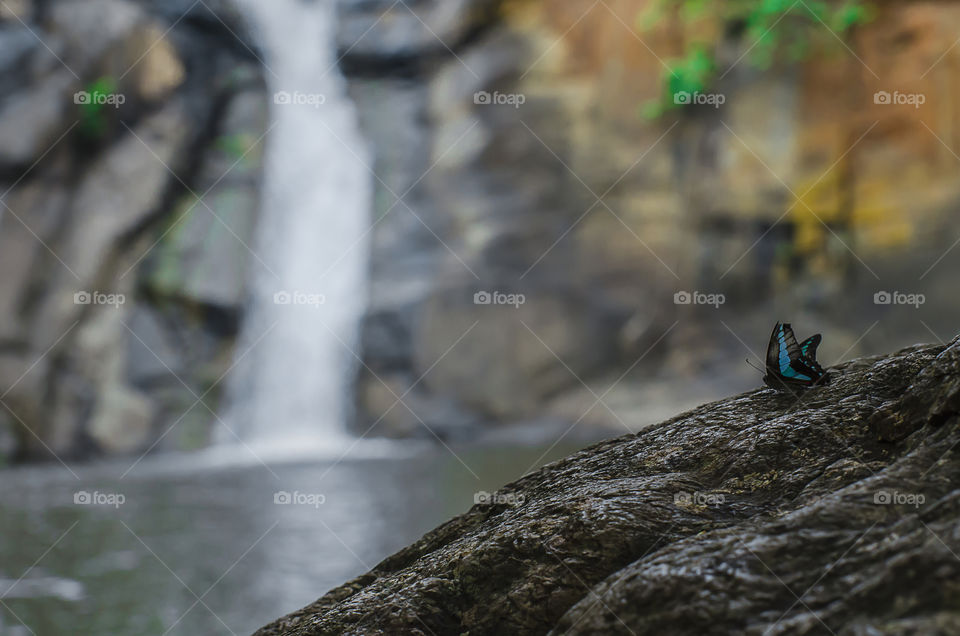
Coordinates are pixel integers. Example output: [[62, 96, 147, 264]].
[[777, 326, 811, 381], [778, 328, 792, 375]]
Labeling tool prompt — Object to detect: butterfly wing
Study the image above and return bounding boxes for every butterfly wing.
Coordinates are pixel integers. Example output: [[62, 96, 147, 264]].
[[799, 334, 821, 360], [765, 322, 783, 376], [779, 324, 818, 382], [799, 334, 827, 376], [764, 323, 823, 390]]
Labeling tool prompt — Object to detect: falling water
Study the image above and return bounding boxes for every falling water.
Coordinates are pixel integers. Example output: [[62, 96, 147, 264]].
[[220, 0, 371, 451]]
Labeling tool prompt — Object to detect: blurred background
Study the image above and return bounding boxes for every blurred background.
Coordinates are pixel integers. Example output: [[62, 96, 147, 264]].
[[1, 0, 959, 633]]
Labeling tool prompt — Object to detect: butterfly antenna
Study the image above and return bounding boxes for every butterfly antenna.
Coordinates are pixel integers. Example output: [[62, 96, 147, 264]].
[[745, 358, 764, 373]]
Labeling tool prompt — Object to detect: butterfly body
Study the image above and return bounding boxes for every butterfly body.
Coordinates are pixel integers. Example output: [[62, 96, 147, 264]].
[[762, 322, 829, 393]]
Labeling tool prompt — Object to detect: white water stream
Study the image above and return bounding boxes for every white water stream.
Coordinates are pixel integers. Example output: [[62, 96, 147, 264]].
[[220, 0, 372, 453]]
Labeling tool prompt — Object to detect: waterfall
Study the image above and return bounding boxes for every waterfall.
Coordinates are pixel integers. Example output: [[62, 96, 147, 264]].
[[219, 0, 371, 450]]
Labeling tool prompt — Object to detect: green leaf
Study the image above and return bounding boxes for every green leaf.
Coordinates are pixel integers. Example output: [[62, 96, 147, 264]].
[[638, 0, 873, 119]]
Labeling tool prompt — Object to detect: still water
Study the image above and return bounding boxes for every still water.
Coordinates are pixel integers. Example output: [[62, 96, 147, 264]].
[[0, 442, 585, 635]]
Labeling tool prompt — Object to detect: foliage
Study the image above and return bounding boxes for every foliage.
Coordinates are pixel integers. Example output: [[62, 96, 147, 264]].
[[214, 133, 256, 161], [78, 76, 119, 138], [641, 0, 874, 118]]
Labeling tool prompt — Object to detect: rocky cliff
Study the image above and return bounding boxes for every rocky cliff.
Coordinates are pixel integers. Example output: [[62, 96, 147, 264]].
[[344, 0, 960, 439], [0, 0, 268, 460], [256, 335, 960, 635]]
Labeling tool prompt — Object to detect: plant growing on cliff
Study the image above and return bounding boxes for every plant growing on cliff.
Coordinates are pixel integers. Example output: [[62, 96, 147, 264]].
[[215, 133, 257, 162], [641, 0, 873, 118], [77, 76, 120, 138]]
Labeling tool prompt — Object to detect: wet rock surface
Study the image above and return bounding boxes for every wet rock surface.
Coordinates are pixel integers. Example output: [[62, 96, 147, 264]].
[[256, 337, 960, 635]]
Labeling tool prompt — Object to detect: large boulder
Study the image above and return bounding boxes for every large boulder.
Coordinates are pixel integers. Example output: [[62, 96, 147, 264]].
[[256, 335, 960, 635]]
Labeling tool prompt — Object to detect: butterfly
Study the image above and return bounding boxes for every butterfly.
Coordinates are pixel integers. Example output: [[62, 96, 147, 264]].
[[761, 322, 829, 392]]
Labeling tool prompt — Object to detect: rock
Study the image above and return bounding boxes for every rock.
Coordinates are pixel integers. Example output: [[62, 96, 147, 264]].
[[120, 23, 186, 102], [0, 0, 31, 21], [346, 13, 676, 432], [427, 27, 527, 119], [29, 99, 192, 352], [356, 372, 428, 439], [355, 370, 483, 440], [142, 83, 266, 310], [414, 288, 616, 419], [0, 410, 17, 463], [349, 77, 443, 378], [255, 336, 960, 635], [87, 384, 153, 454], [0, 170, 72, 342], [47, 0, 146, 71], [50, 251, 146, 457], [359, 305, 417, 374], [135, 0, 249, 39], [335, 0, 498, 65], [0, 0, 269, 461], [68, 99, 191, 281], [0, 25, 42, 96], [0, 350, 48, 457], [124, 306, 184, 387], [344, 0, 960, 442], [0, 69, 76, 168], [46, 2, 186, 106]]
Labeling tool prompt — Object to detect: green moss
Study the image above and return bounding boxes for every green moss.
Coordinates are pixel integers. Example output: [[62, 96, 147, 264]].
[[640, 0, 874, 119], [146, 194, 198, 296], [78, 76, 120, 138], [214, 133, 257, 162]]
